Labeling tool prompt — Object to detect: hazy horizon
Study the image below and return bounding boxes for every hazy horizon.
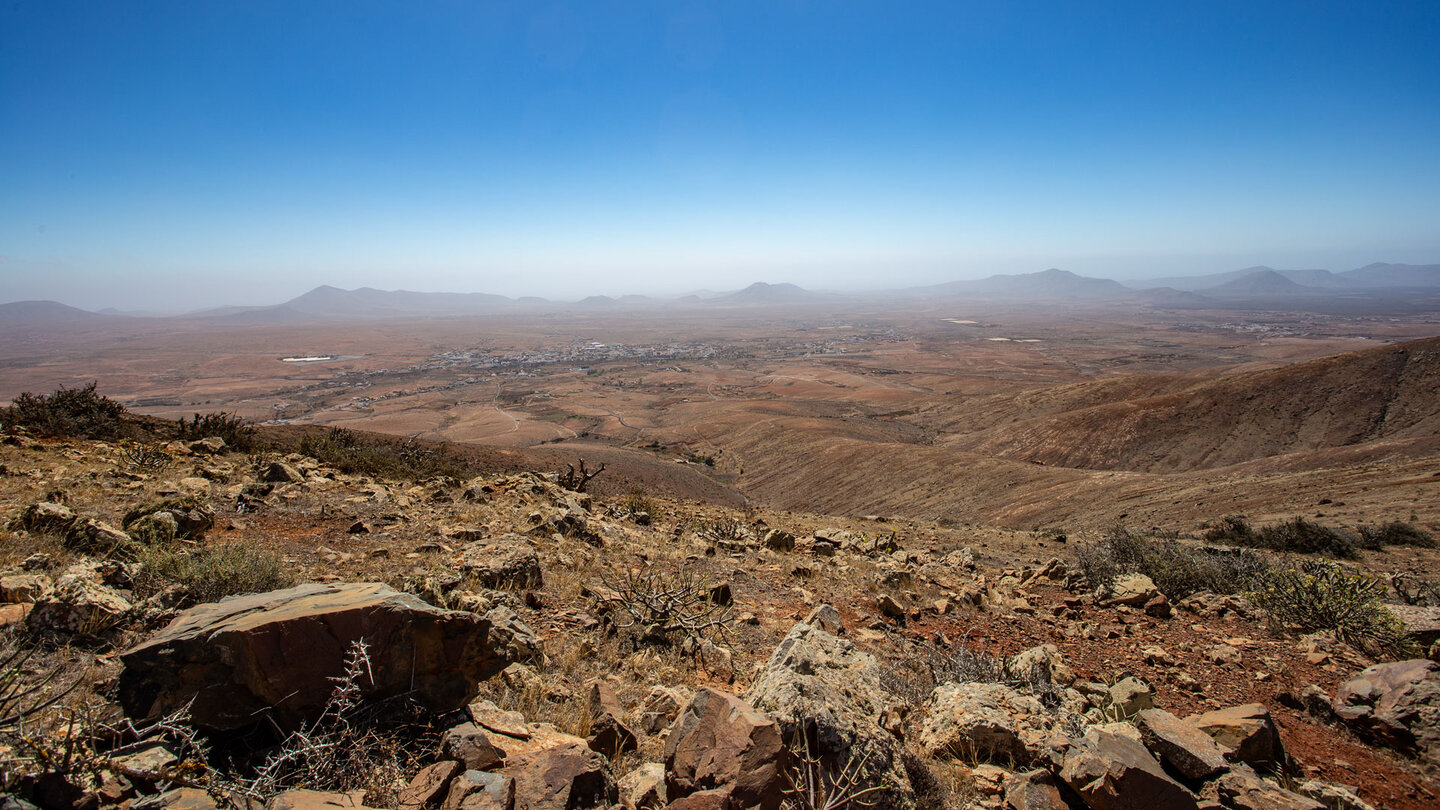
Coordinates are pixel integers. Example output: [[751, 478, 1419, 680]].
[[3, 1, 1438, 312]]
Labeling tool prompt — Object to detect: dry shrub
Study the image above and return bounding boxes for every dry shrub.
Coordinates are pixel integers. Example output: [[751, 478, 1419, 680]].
[[177, 412, 258, 452], [133, 542, 293, 604], [1, 383, 132, 441], [1359, 521, 1436, 549], [297, 428, 472, 481], [1075, 528, 1268, 599]]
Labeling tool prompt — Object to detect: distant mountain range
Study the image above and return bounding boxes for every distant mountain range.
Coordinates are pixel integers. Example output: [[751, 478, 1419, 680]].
[[4, 262, 1438, 324], [1129, 263, 1440, 292]]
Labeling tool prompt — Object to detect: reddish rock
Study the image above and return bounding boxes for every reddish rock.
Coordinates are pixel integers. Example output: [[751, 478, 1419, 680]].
[[664, 688, 787, 810], [266, 789, 377, 810], [503, 740, 617, 810], [586, 680, 637, 757], [1187, 704, 1284, 767], [1135, 709, 1230, 781], [441, 771, 514, 810], [441, 723, 505, 771], [665, 789, 734, 810], [400, 761, 463, 810], [1058, 730, 1198, 810]]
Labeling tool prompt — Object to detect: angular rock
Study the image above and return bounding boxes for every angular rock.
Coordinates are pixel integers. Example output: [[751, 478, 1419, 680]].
[[1295, 779, 1375, 810], [1135, 709, 1230, 781], [0, 572, 50, 603], [1332, 659, 1440, 763], [1008, 644, 1076, 687], [261, 462, 304, 483], [665, 789, 734, 810], [441, 771, 513, 810], [918, 681, 1076, 768], [746, 622, 914, 809], [400, 761, 463, 810], [664, 688, 787, 810], [119, 582, 515, 731], [1003, 769, 1069, 810], [503, 740, 616, 810], [16, 502, 76, 535], [25, 575, 132, 639], [1206, 766, 1323, 810], [586, 680, 637, 757], [1104, 573, 1159, 607], [1109, 677, 1155, 717], [1187, 704, 1284, 767], [803, 604, 843, 634], [469, 700, 532, 740], [267, 790, 378, 810], [63, 518, 137, 557], [1059, 730, 1199, 810], [141, 787, 222, 810], [441, 723, 505, 771], [461, 540, 543, 590], [618, 763, 667, 810]]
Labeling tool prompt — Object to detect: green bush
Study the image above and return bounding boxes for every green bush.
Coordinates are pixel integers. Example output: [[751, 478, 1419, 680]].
[[1249, 559, 1416, 660], [177, 411, 258, 451], [1, 383, 130, 440], [133, 542, 293, 604], [1358, 521, 1436, 549], [297, 428, 472, 481], [1075, 527, 1269, 599]]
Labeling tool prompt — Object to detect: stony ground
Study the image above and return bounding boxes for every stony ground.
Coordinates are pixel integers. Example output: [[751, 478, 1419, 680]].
[[1, 430, 1439, 810]]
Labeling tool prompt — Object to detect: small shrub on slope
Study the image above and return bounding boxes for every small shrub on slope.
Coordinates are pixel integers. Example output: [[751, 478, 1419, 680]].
[[1249, 559, 1416, 660], [1, 383, 130, 440], [133, 542, 293, 604]]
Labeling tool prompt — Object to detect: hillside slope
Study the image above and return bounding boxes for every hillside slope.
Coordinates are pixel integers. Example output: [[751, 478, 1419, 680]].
[[959, 336, 1440, 472]]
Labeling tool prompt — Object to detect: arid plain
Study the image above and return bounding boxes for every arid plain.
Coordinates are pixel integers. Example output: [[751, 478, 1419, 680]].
[[5, 296, 1438, 537]]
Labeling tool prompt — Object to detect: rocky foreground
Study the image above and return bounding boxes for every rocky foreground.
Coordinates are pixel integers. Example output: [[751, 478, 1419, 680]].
[[1, 430, 1438, 810]]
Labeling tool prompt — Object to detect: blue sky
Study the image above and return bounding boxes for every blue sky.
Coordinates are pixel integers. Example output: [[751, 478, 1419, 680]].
[[2, 1, 1438, 310]]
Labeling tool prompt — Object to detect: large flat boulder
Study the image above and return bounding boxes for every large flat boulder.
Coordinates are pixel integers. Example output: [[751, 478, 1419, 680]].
[[118, 582, 516, 731], [745, 622, 914, 809]]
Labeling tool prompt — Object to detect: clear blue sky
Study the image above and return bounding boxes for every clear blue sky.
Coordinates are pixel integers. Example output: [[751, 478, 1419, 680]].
[[2, 1, 1438, 310]]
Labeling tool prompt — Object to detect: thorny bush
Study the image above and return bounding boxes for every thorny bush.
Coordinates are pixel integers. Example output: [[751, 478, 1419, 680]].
[[1249, 559, 1416, 660]]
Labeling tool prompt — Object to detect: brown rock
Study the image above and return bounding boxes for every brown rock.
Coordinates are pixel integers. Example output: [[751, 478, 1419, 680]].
[[400, 761, 463, 810], [0, 572, 49, 603], [665, 789, 734, 810], [1004, 769, 1068, 810], [1187, 704, 1284, 767], [119, 582, 516, 731], [469, 700, 532, 740], [441, 723, 506, 771], [261, 462, 304, 483], [1206, 766, 1323, 810], [441, 771, 514, 810], [1135, 709, 1230, 781], [460, 540, 543, 589], [618, 763, 667, 810], [1058, 730, 1199, 810], [664, 688, 787, 810], [1333, 659, 1440, 762], [266, 790, 377, 810], [502, 740, 617, 810], [586, 680, 637, 757]]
